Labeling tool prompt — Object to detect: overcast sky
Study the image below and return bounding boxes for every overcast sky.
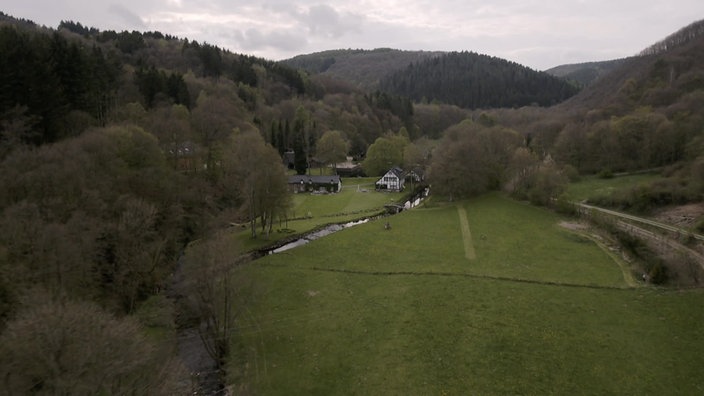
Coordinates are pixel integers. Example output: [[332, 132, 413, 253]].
[[3, 1, 703, 70]]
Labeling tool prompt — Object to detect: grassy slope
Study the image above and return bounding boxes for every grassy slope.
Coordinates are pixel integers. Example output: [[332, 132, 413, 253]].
[[564, 173, 660, 202], [230, 194, 704, 394]]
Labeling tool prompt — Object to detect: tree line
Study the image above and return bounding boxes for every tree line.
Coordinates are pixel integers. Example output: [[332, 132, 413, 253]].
[[0, 25, 121, 143]]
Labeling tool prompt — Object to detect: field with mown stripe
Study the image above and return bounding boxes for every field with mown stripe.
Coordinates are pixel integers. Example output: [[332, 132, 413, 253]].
[[229, 194, 704, 395]]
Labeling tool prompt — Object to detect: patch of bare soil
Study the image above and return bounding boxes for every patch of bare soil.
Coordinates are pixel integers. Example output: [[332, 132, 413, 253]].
[[653, 203, 704, 229]]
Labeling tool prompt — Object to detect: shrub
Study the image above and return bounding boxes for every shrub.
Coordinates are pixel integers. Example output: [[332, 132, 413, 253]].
[[555, 196, 578, 217], [695, 218, 704, 233], [597, 169, 614, 179], [647, 260, 669, 285], [562, 164, 581, 182]]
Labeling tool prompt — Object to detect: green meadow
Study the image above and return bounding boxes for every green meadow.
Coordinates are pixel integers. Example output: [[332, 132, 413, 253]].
[[229, 193, 704, 394], [237, 177, 405, 250], [564, 172, 660, 202]]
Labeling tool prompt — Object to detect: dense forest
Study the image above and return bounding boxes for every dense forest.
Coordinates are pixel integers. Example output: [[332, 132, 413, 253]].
[[284, 48, 581, 109], [378, 51, 580, 109], [2, 9, 704, 394], [282, 48, 445, 90], [0, 14, 418, 394]]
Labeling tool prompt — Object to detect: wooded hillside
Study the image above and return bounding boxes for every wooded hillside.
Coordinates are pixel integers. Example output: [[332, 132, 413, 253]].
[[545, 58, 631, 88], [379, 51, 580, 109], [0, 13, 422, 393], [479, 19, 704, 212], [285, 48, 581, 109], [2, 9, 704, 393], [282, 48, 445, 90]]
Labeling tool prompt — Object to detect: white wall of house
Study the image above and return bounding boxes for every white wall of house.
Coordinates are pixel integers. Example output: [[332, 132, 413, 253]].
[[376, 169, 405, 191]]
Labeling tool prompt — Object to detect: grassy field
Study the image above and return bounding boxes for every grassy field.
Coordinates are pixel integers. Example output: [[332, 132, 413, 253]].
[[228, 193, 704, 394], [564, 172, 660, 202], [236, 177, 405, 250]]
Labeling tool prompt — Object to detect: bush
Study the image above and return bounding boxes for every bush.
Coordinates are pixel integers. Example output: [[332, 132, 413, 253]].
[[647, 260, 668, 285], [562, 164, 581, 182], [695, 218, 704, 233], [597, 169, 614, 179], [555, 196, 578, 217], [134, 294, 176, 329], [612, 228, 668, 285]]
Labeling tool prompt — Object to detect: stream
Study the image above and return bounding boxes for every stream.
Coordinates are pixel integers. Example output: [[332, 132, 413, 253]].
[[269, 187, 429, 255], [173, 187, 428, 394], [270, 218, 369, 253]]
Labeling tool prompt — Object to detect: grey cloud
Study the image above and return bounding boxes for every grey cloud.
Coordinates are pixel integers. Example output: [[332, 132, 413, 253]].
[[235, 28, 308, 52], [108, 4, 147, 29], [264, 3, 364, 39], [303, 4, 362, 38]]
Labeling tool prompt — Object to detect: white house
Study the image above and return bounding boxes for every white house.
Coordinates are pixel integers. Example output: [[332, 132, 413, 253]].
[[375, 167, 405, 192]]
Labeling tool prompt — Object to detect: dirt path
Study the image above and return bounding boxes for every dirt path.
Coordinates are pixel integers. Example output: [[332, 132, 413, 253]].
[[457, 205, 476, 260]]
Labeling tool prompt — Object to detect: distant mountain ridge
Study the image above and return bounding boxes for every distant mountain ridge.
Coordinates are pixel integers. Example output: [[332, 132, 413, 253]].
[[282, 48, 444, 90], [555, 18, 704, 112], [379, 51, 579, 109], [284, 49, 579, 109], [544, 58, 631, 88]]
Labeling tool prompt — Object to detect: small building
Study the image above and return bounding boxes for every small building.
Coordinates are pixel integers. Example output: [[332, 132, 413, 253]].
[[288, 175, 342, 193], [375, 167, 405, 192], [337, 164, 364, 177], [165, 141, 199, 172], [336, 158, 364, 177]]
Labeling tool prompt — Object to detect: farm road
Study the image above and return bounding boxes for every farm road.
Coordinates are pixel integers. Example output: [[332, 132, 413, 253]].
[[457, 205, 476, 260]]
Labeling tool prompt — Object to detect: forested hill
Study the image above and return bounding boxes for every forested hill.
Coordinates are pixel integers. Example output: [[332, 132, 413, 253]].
[[544, 19, 704, 89], [545, 58, 631, 88], [555, 19, 704, 113], [281, 48, 445, 90], [378, 51, 580, 109], [503, 18, 704, 182], [0, 13, 430, 393]]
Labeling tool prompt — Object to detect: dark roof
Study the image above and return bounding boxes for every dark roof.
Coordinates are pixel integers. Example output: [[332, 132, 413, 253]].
[[288, 175, 341, 184], [387, 167, 405, 179]]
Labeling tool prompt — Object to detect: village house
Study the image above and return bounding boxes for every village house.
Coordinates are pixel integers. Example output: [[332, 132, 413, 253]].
[[288, 175, 342, 193], [375, 167, 405, 192]]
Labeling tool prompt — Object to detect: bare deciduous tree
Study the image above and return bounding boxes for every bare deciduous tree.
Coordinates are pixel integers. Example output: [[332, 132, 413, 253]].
[[224, 130, 290, 239], [181, 232, 251, 380], [0, 292, 187, 395]]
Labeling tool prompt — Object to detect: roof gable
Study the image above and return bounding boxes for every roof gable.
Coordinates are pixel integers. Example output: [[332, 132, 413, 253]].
[[380, 167, 404, 179]]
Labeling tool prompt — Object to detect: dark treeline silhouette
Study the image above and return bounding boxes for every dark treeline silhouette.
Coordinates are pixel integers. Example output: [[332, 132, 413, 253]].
[[0, 26, 121, 143]]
